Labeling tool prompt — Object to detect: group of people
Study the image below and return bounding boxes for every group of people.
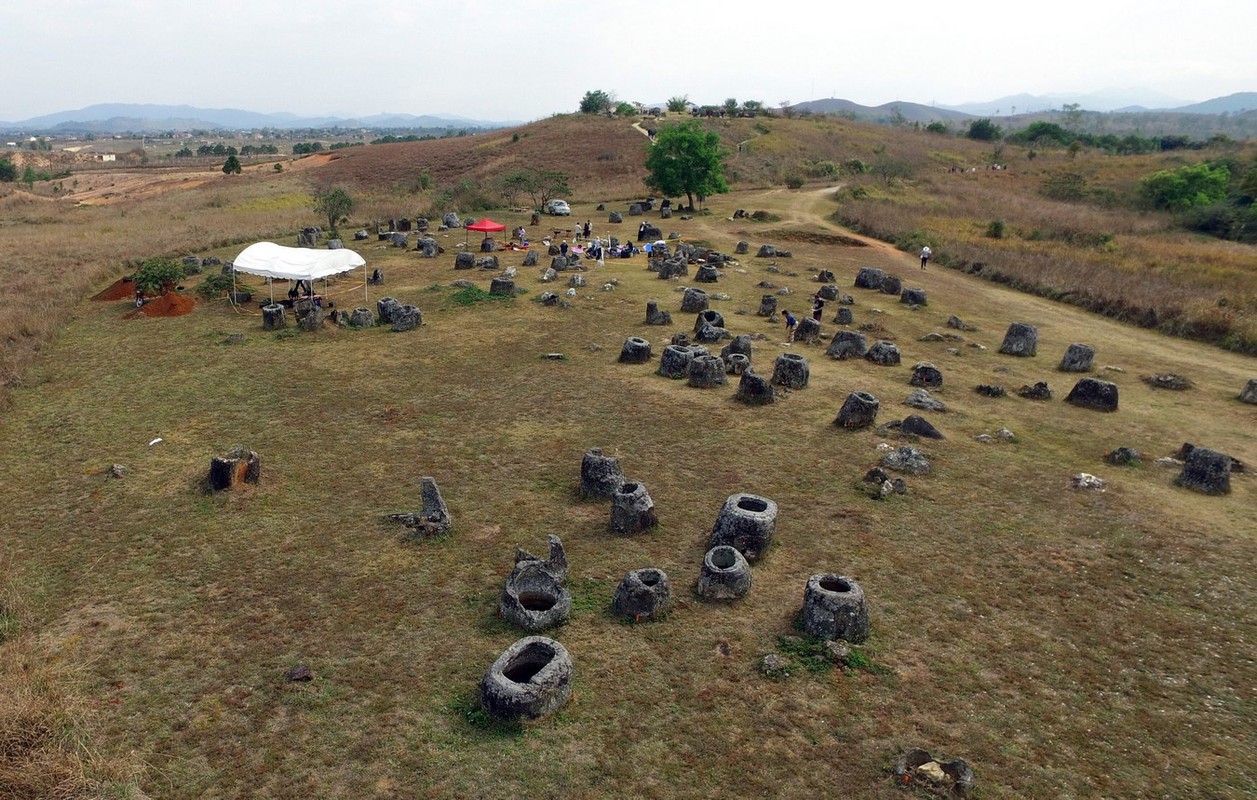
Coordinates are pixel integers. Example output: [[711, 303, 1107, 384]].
[[783, 250, 933, 339]]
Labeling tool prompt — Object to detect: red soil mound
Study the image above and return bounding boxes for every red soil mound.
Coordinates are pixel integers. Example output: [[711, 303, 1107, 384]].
[[124, 292, 195, 319], [92, 276, 137, 301]]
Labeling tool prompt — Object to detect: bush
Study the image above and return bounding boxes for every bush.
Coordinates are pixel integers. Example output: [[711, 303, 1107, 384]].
[[1141, 162, 1230, 211], [133, 257, 185, 295], [967, 118, 1002, 141], [1040, 172, 1089, 202], [784, 174, 805, 189], [986, 219, 1006, 239], [842, 159, 867, 175]]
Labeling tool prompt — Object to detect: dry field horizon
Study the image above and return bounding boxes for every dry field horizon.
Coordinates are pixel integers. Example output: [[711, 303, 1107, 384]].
[[1, 115, 1255, 798]]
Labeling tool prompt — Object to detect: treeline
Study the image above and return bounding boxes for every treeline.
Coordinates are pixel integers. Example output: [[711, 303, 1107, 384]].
[[1006, 121, 1231, 155], [175, 143, 281, 157]]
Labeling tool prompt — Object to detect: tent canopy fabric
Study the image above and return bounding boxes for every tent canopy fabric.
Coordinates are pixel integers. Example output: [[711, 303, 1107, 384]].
[[231, 242, 365, 282], [466, 218, 506, 234]]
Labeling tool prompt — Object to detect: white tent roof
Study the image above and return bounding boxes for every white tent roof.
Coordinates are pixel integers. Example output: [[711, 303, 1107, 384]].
[[231, 242, 365, 281]]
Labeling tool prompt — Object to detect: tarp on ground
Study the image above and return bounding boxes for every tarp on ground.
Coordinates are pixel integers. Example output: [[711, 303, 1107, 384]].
[[231, 242, 366, 282]]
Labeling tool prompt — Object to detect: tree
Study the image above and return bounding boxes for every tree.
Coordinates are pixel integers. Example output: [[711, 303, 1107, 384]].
[[614, 102, 637, 117], [0, 159, 16, 182], [741, 100, 764, 117], [313, 187, 353, 235], [579, 90, 613, 114], [925, 121, 948, 134], [871, 155, 913, 185], [967, 118, 1002, 141], [666, 95, 690, 113], [222, 155, 242, 175], [723, 98, 739, 116], [501, 168, 570, 209], [22, 166, 36, 188], [644, 120, 729, 211]]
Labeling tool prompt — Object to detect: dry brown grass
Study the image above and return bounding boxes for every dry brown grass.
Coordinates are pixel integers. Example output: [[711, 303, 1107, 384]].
[[1, 116, 1255, 798], [830, 143, 1257, 352], [0, 589, 144, 798], [1, 172, 1255, 798]]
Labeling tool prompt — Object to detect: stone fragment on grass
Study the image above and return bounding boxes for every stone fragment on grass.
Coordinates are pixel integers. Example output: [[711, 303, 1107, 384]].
[[904, 388, 946, 412], [882, 446, 930, 474], [1070, 473, 1106, 490], [1240, 379, 1257, 404], [1104, 447, 1141, 466]]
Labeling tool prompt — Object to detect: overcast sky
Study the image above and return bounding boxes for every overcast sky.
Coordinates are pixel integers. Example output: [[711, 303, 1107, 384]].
[[4, 0, 1254, 122]]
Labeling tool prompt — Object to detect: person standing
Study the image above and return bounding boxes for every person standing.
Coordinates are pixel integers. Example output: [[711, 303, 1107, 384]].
[[783, 310, 798, 342], [811, 294, 825, 322], [920, 246, 932, 270], [583, 220, 591, 239], [560, 240, 569, 258]]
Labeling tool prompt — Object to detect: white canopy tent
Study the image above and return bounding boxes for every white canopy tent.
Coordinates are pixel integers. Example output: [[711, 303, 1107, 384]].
[[231, 242, 367, 303]]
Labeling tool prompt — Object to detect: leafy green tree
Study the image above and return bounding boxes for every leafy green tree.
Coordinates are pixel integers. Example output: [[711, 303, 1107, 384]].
[[666, 95, 690, 113], [723, 98, 739, 116], [644, 120, 729, 210], [222, 155, 242, 175], [967, 118, 1002, 141], [133, 257, 185, 296], [174, 146, 193, 157], [22, 166, 36, 188], [614, 102, 637, 117], [0, 159, 16, 182], [1140, 162, 1230, 211], [741, 100, 764, 116], [579, 90, 613, 114], [313, 187, 354, 235]]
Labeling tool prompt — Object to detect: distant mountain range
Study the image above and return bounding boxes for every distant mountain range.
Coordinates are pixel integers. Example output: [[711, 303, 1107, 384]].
[[795, 91, 1257, 121], [0, 104, 521, 133], [3, 92, 1254, 135]]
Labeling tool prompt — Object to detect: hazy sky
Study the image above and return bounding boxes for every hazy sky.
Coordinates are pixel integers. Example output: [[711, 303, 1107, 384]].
[[4, 0, 1253, 122]]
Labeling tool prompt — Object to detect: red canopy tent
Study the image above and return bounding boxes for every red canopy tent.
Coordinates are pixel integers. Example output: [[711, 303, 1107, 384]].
[[465, 218, 506, 247]]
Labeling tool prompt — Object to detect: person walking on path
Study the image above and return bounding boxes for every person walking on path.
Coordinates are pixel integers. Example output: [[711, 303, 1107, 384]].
[[920, 246, 931, 270]]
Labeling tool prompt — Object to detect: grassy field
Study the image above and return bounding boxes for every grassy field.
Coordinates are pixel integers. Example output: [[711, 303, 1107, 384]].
[[1, 153, 1255, 799]]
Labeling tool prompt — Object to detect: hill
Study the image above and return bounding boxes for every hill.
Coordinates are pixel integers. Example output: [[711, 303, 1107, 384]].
[[1173, 91, 1257, 115], [792, 98, 973, 123]]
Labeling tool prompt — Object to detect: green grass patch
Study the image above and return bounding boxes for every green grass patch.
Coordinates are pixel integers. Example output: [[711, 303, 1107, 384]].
[[449, 286, 513, 306]]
